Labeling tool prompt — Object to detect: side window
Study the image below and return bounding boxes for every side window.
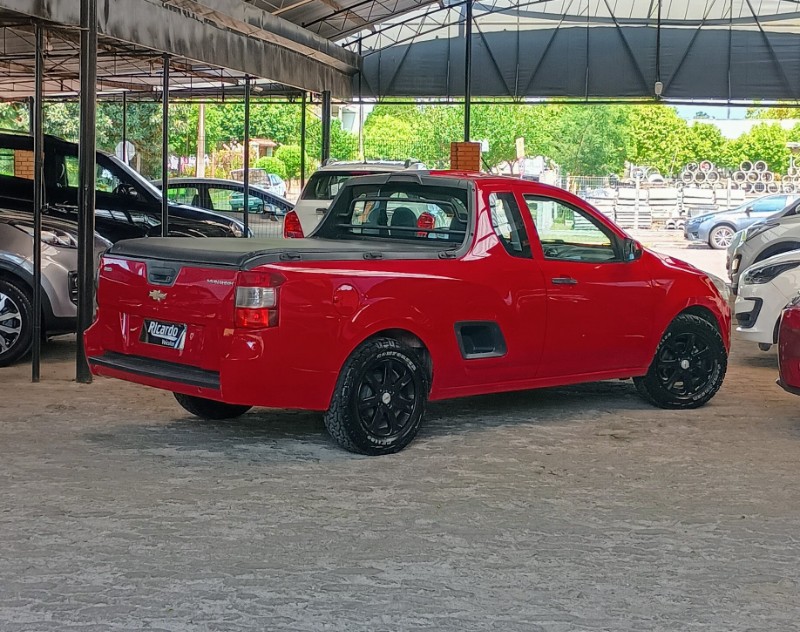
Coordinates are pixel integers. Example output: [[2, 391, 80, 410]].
[[166, 186, 200, 206], [488, 192, 530, 258], [207, 187, 236, 211], [751, 196, 786, 213], [62, 156, 122, 196], [524, 195, 618, 263], [95, 164, 122, 193]]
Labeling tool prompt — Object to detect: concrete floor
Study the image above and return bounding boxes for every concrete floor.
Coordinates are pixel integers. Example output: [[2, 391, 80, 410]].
[[2, 235, 799, 631]]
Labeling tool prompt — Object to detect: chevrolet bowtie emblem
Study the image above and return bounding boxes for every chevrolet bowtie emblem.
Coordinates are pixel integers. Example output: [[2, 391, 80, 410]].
[[149, 289, 167, 302]]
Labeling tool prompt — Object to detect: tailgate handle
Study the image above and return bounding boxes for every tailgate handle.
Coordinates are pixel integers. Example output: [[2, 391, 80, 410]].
[[148, 265, 179, 285]]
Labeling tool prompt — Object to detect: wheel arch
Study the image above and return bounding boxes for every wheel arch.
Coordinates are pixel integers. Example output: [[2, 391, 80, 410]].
[[754, 240, 800, 263], [678, 304, 722, 332], [357, 327, 434, 389], [0, 261, 60, 331]]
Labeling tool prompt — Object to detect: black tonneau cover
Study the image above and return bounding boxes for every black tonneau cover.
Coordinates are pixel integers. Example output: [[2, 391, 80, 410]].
[[106, 236, 456, 270]]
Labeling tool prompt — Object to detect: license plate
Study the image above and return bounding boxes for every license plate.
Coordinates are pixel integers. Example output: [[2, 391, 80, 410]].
[[142, 319, 187, 350]]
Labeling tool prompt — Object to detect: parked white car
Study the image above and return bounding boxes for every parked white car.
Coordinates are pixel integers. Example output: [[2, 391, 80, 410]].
[[294, 160, 426, 236], [734, 249, 800, 350], [727, 198, 800, 294]]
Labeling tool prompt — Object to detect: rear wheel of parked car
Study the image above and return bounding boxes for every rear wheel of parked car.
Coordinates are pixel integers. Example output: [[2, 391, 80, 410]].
[[324, 337, 429, 455], [173, 393, 252, 420], [708, 224, 735, 250], [634, 314, 727, 409], [0, 278, 33, 367]]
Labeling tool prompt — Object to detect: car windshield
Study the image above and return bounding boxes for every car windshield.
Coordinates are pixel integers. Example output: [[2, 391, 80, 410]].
[[318, 182, 469, 245]]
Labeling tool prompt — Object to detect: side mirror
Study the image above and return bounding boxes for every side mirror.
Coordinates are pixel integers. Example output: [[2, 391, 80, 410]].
[[745, 206, 753, 216], [622, 237, 643, 262], [115, 183, 139, 199]]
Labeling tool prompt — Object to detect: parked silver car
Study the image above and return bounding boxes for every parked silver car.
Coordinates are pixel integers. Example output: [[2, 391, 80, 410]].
[[0, 209, 110, 366], [684, 193, 798, 250], [727, 198, 800, 293]]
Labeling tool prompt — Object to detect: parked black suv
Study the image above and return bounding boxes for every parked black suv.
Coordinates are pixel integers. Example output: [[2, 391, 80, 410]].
[[0, 132, 247, 242]]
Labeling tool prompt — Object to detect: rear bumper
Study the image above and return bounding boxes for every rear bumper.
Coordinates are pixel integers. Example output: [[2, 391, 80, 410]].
[[89, 352, 220, 390], [85, 321, 337, 411]]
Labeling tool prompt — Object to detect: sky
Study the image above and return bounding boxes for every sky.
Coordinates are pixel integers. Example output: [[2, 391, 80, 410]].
[[674, 105, 748, 120]]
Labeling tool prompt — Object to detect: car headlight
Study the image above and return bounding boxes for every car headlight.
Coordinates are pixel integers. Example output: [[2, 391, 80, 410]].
[[742, 261, 800, 285], [706, 273, 730, 301], [12, 222, 79, 248]]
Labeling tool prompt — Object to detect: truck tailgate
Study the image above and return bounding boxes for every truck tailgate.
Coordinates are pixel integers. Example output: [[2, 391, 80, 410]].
[[96, 255, 237, 371]]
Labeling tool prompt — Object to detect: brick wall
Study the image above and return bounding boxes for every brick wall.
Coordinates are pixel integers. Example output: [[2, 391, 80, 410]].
[[13, 149, 34, 179]]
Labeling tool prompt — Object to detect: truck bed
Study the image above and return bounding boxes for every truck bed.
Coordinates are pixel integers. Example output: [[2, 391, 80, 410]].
[[106, 236, 455, 269]]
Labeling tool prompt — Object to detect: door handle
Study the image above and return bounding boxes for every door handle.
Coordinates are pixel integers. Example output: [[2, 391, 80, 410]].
[[551, 277, 578, 285]]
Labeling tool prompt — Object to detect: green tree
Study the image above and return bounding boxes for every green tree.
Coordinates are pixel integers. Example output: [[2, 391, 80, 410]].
[[624, 105, 688, 176], [724, 123, 790, 173], [679, 122, 727, 168], [746, 106, 798, 119], [363, 114, 415, 160], [0, 102, 29, 131], [254, 156, 287, 179], [274, 144, 310, 179], [548, 105, 629, 175]]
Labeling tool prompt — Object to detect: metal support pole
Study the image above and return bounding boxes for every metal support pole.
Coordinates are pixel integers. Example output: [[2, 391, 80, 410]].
[[27, 96, 34, 134], [32, 24, 44, 383], [300, 92, 307, 189], [122, 90, 127, 163], [321, 90, 331, 164], [161, 54, 170, 236], [76, 0, 97, 384], [357, 40, 364, 161], [242, 76, 250, 238], [464, 0, 473, 142]]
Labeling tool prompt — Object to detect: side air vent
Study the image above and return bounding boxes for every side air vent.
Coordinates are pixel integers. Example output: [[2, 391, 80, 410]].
[[454, 321, 507, 359]]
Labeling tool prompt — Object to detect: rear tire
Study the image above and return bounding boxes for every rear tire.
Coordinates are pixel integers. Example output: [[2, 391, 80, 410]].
[[0, 278, 33, 367], [634, 314, 727, 409], [324, 337, 429, 455], [174, 393, 252, 420]]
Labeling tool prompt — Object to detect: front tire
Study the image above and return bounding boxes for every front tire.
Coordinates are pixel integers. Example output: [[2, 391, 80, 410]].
[[634, 314, 727, 409], [174, 393, 252, 420], [0, 278, 33, 367], [324, 337, 429, 455], [708, 225, 735, 250]]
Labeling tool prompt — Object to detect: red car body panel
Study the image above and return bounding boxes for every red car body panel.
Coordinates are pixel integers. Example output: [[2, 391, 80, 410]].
[[85, 173, 730, 411], [778, 304, 800, 395]]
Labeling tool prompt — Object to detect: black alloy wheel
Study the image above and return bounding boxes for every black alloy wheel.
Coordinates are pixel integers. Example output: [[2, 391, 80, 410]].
[[354, 356, 419, 439], [325, 337, 429, 455], [634, 313, 726, 409], [653, 331, 714, 399]]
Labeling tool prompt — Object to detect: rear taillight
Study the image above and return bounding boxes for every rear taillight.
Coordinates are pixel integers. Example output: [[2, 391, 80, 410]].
[[416, 212, 435, 237], [283, 210, 304, 238], [234, 271, 285, 328]]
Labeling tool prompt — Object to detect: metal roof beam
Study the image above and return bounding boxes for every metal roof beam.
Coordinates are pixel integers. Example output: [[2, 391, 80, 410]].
[[0, 0, 359, 97]]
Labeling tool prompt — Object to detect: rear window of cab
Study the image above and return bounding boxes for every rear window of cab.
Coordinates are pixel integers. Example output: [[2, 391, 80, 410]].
[[317, 182, 469, 245]]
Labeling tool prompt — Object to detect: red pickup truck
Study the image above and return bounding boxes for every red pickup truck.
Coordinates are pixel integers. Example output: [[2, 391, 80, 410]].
[[85, 171, 731, 455]]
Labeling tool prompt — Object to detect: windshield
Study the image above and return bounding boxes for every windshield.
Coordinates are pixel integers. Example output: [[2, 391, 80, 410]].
[[106, 154, 163, 200], [318, 181, 469, 245]]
